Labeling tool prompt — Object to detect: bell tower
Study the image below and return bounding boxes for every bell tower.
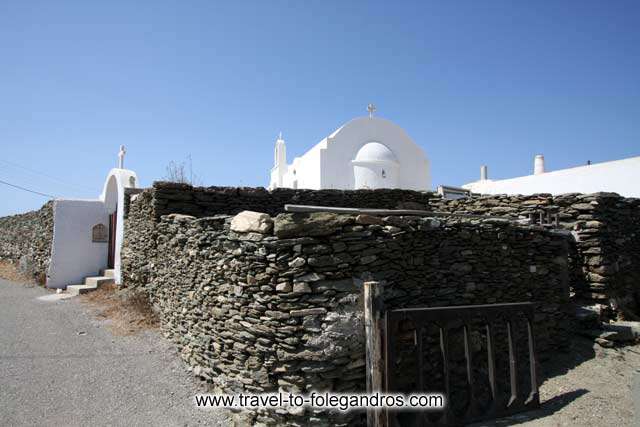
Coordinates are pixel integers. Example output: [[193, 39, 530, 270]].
[[270, 132, 287, 189]]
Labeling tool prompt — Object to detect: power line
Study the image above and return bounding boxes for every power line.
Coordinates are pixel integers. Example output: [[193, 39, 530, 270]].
[[0, 158, 94, 192], [0, 179, 56, 199]]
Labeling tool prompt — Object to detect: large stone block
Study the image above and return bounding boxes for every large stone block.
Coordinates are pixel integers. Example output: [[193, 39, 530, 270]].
[[273, 213, 353, 238], [230, 211, 273, 234]]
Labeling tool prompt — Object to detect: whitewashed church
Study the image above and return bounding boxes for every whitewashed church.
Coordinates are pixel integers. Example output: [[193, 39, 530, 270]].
[[269, 104, 640, 198], [269, 105, 431, 191], [46, 146, 138, 289]]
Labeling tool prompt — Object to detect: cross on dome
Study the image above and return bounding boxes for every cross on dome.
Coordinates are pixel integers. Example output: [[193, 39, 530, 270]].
[[367, 103, 377, 118]]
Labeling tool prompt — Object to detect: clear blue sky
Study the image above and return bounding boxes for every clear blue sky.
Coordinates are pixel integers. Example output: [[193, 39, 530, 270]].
[[1, 1, 639, 216]]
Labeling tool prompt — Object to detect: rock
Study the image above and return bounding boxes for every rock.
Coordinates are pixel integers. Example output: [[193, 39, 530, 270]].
[[292, 282, 312, 294], [360, 255, 377, 265], [230, 211, 273, 234], [355, 214, 384, 225], [273, 213, 353, 238], [311, 279, 357, 293], [603, 321, 640, 342], [166, 213, 196, 221], [276, 282, 292, 293], [572, 203, 595, 211], [395, 201, 426, 210], [290, 308, 327, 317], [293, 272, 324, 283], [451, 263, 472, 273], [288, 257, 306, 268], [595, 337, 614, 348]]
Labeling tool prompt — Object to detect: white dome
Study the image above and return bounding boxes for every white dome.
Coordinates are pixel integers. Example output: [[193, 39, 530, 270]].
[[354, 142, 398, 164]]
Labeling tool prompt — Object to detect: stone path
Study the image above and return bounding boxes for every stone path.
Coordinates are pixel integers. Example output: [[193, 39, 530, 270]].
[[0, 278, 227, 427]]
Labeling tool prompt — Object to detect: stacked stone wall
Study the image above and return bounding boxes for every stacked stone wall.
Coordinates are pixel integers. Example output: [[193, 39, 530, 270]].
[[0, 201, 54, 283], [136, 183, 640, 316], [431, 193, 640, 317], [122, 190, 571, 425], [151, 181, 441, 219]]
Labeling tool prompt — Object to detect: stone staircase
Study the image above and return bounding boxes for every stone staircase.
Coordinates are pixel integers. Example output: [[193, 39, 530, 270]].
[[66, 269, 115, 296]]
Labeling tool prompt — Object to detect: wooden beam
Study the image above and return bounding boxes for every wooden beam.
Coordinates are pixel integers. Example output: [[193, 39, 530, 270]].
[[364, 280, 385, 427], [284, 204, 521, 222]]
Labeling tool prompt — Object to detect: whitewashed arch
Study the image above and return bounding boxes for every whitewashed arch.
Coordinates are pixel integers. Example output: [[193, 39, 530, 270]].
[[99, 168, 138, 285]]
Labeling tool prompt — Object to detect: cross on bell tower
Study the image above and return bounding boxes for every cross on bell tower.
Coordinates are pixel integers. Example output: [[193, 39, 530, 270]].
[[118, 145, 126, 169], [367, 103, 377, 118]]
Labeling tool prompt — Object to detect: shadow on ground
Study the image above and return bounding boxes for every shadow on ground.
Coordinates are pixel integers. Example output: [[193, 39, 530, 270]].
[[474, 334, 599, 426]]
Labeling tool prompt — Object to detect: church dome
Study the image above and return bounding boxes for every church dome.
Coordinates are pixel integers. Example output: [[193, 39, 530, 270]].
[[353, 142, 398, 164]]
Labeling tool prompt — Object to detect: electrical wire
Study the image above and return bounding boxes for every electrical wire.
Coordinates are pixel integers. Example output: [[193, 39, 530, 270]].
[[0, 158, 94, 192], [0, 179, 56, 198]]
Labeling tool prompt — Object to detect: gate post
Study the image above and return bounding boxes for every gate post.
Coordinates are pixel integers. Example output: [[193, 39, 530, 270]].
[[364, 280, 384, 427]]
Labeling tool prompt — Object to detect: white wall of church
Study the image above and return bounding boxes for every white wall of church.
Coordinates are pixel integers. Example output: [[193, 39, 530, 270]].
[[45, 168, 138, 289], [47, 200, 109, 289], [320, 117, 430, 190], [353, 162, 399, 189], [352, 141, 400, 189], [284, 144, 323, 189], [273, 117, 430, 191], [463, 156, 640, 197]]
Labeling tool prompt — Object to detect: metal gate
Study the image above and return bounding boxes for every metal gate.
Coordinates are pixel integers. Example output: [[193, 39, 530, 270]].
[[382, 302, 540, 426]]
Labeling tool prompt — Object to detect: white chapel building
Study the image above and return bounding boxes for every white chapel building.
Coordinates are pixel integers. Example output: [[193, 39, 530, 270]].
[[46, 146, 138, 288], [269, 106, 430, 191]]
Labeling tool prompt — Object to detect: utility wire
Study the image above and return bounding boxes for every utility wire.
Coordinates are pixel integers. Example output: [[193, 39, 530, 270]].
[[0, 158, 94, 192], [0, 179, 56, 199]]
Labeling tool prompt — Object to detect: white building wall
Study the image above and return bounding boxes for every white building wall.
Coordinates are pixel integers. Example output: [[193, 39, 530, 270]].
[[463, 156, 640, 197], [47, 200, 109, 288], [280, 143, 323, 189], [320, 117, 429, 190], [45, 168, 138, 289], [275, 116, 430, 191]]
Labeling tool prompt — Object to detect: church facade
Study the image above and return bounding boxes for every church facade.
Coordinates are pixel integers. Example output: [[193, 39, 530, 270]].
[[47, 147, 138, 288], [269, 113, 431, 191]]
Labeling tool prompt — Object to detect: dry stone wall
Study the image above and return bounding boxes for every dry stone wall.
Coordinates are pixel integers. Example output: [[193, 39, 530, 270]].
[[0, 201, 53, 283], [139, 182, 640, 317], [431, 193, 640, 318], [151, 181, 441, 219], [122, 188, 571, 426]]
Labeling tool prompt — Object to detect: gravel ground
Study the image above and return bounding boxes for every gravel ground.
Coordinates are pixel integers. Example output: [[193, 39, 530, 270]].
[[0, 278, 228, 427], [3, 276, 637, 427], [476, 334, 640, 426]]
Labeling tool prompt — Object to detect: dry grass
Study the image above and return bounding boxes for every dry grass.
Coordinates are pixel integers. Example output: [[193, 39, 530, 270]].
[[80, 283, 160, 336], [0, 260, 34, 284]]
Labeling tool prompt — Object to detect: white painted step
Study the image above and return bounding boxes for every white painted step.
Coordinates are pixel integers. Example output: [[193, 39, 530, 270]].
[[66, 283, 98, 296], [101, 269, 115, 278], [84, 276, 114, 286]]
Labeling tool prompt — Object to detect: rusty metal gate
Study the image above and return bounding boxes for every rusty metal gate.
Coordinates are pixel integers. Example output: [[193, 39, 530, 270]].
[[383, 302, 540, 426]]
